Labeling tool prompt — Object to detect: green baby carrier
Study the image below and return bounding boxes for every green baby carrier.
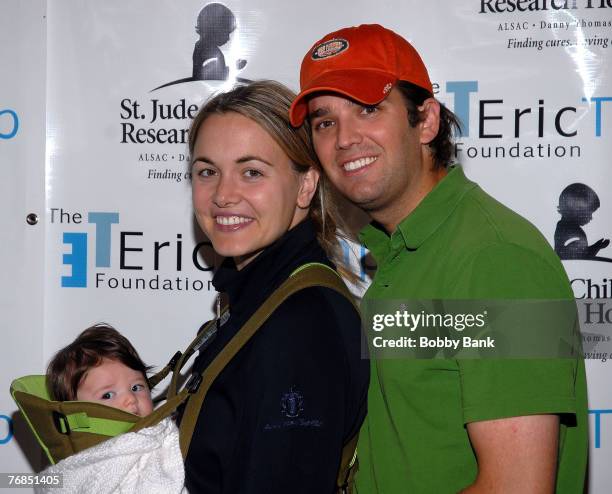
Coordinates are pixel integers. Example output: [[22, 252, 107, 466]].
[[11, 263, 360, 494]]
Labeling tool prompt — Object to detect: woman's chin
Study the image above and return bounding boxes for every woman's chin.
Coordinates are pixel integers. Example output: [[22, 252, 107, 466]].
[[232, 250, 266, 270]]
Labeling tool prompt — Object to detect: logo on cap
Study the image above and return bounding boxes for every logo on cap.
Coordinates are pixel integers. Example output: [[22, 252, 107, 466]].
[[311, 38, 349, 60]]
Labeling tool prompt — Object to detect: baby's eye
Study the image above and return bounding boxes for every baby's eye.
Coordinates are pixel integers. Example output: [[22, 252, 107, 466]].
[[132, 384, 146, 392], [101, 391, 115, 400]]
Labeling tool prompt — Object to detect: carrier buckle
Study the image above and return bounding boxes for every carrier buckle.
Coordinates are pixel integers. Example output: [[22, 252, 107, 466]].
[[168, 351, 182, 369], [52, 411, 71, 435], [186, 373, 202, 393]]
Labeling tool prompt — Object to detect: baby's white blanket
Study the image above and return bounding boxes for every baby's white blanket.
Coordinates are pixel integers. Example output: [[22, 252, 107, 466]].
[[35, 417, 186, 493]]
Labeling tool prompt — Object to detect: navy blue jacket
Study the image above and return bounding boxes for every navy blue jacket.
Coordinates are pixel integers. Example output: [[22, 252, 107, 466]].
[[184, 219, 369, 493]]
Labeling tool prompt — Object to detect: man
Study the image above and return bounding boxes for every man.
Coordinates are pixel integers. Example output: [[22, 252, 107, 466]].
[[289, 24, 587, 493]]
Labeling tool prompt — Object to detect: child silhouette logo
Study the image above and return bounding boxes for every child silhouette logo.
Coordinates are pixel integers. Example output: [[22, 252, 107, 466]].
[[192, 3, 246, 80], [152, 3, 247, 91], [554, 183, 611, 262]]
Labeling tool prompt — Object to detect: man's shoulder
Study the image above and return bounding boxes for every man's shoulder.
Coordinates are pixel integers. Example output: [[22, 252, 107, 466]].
[[461, 184, 543, 240], [436, 182, 572, 298], [449, 182, 558, 262]]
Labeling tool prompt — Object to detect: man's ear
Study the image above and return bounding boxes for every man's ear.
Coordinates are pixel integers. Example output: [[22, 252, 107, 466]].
[[297, 167, 320, 209], [418, 98, 441, 145]]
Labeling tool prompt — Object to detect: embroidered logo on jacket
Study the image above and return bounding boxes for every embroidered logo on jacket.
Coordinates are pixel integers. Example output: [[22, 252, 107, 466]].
[[280, 386, 304, 418], [264, 386, 323, 431]]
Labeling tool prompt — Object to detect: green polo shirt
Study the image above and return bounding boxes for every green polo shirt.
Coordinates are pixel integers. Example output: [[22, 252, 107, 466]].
[[355, 166, 588, 493]]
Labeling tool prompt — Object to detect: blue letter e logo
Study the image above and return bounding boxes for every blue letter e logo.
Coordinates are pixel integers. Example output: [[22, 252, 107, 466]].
[[62, 232, 87, 287]]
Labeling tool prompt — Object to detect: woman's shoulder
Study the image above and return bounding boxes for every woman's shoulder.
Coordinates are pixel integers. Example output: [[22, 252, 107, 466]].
[[258, 283, 362, 355], [278, 281, 359, 323]]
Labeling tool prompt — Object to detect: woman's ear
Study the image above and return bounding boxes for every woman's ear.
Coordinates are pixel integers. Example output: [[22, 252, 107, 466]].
[[418, 98, 441, 145], [297, 167, 320, 209]]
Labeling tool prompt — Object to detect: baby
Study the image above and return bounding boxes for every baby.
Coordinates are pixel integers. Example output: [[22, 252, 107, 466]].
[[39, 324, 185, 494], [46, 324, 153, 416]]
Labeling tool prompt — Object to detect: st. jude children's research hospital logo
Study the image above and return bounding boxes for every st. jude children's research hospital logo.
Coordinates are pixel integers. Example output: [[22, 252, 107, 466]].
[[119, 3, 249, 150], [152, 2, 247, 91], [555, 183, 611, 263], [55, 208, 214, 291]]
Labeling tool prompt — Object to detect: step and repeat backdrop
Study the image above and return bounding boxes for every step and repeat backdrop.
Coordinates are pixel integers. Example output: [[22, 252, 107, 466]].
[[2, 0, 611, 491]]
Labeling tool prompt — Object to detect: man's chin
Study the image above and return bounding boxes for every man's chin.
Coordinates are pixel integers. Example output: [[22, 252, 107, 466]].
[[339, 187, 384, 211], [348, 194, 384, 213]]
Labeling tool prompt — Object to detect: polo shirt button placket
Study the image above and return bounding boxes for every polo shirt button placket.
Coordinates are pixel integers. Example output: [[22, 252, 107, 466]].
[[377, 260, 396, 290]]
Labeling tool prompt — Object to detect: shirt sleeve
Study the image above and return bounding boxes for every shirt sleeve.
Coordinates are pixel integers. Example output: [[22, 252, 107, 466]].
[[456, 242, 580, 424]]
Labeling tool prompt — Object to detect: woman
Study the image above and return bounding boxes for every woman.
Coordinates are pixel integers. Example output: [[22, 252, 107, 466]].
[[184, 80, 369, 493]]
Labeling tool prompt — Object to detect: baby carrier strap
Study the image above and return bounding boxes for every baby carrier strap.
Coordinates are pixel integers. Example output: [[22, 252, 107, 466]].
[[167, 311, 225, 401], [147, 350, 183, 389], [176, 262, 361, 493], [127, 317, 224, 432], [10, 375, 140, 464]]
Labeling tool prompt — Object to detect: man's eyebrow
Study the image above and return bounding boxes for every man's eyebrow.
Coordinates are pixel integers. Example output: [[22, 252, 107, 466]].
[[308, 97, 364, 121], [308, 107, 329, 120]]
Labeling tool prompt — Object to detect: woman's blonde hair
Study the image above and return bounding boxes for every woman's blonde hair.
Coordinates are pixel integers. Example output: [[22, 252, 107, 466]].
[[189, 79, 346, 259]]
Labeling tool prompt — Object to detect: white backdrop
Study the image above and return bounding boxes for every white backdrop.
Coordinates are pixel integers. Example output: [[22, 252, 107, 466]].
[[2, 1, 611, 492]]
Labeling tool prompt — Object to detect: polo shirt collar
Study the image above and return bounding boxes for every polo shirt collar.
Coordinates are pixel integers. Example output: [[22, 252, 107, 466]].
[[359, 166, 476, 261]]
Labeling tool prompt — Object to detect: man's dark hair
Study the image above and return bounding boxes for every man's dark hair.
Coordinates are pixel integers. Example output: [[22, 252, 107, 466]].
[[397, 81, 461, 170], [46, 323, 151, 402]]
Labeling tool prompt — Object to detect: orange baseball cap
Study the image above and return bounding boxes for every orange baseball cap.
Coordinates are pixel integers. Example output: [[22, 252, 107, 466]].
[[289, 24, 433, 127]]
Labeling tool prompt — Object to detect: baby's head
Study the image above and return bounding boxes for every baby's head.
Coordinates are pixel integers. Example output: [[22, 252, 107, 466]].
[[46, 324, 154, 416]]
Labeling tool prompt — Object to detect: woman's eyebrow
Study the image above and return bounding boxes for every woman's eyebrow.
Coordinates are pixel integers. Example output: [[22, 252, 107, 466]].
[[191, 155, 213, 166], [191, 155, 274, 167], [236, 155, 273, 167]]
